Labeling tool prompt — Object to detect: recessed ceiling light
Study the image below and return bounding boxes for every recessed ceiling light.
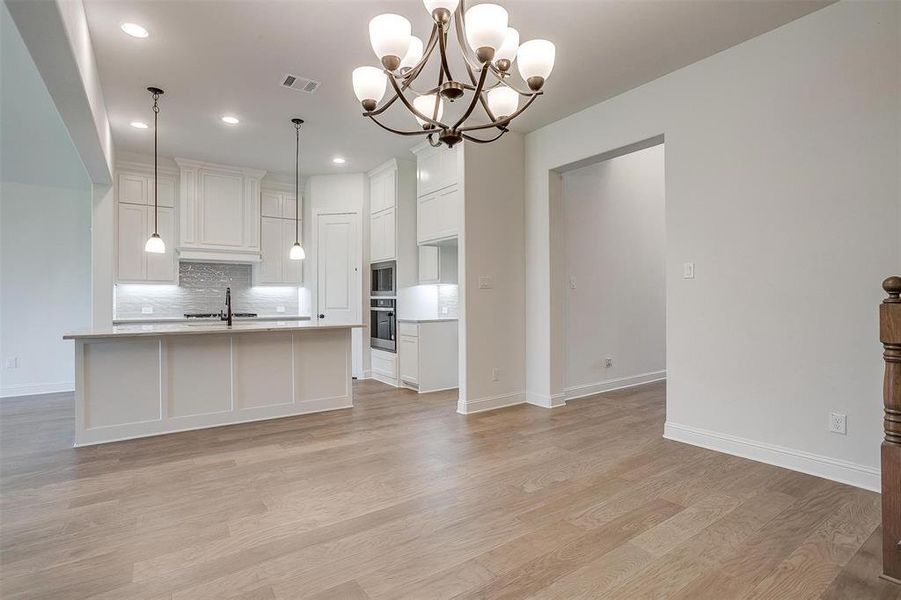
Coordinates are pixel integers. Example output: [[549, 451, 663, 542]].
[[332, 157, 346, 165], [121, 23, 149, 38], [221, 115, 239, 125], [130, 121, 149, 129]]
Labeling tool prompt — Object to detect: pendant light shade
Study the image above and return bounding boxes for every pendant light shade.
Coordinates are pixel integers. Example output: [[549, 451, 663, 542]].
[[464, 3, 508, 61], [144, 86, 165, 254], [289, 118, 305, 261], [145, 233, 165, 254], [413, 94, 444, 127], [289, 242, 306, 260], [369, 14, 412, 71]]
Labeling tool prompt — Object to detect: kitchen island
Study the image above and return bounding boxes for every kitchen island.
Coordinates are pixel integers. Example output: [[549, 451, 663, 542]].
[[63, 321, 363, 446]]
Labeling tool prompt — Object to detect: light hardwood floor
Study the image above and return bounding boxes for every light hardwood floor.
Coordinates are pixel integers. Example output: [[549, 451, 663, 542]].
[[1, 380, 898, 599]]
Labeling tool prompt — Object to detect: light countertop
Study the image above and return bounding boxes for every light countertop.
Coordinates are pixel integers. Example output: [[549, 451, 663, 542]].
[[64, 320, 364, 340], [397, 318, 459, 323]]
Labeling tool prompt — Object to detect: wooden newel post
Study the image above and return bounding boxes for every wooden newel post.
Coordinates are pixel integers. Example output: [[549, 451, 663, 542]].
[[881, 275, 901, 584]]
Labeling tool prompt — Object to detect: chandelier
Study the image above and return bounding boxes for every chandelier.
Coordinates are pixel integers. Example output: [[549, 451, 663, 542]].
[[351, 0, 555, 148]]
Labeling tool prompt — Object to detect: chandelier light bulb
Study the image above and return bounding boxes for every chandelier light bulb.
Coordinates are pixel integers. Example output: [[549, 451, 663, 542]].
[[399, 36, 424, 72], [464, 3, 508, 62], [413, 94, 444, 127], [517, 39, 556, 90], [487, 86, 519, 119], [144, 233, 165, 254], [352, 66, 387, 111], [289, 242, 306, 261], [369, 14, 412, 71], [495, 27, 520, 66]]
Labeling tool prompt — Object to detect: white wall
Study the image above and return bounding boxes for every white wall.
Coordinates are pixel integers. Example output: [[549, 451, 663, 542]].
[[1, 2, 92, 397], [562, 144, 666, 397], [459, 133, 526, 412], [525, 1, 900, 490]]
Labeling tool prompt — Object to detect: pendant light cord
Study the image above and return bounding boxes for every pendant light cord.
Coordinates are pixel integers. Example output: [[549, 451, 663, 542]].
[[152, 91, 160, 235], [294, 121, 301, 243]]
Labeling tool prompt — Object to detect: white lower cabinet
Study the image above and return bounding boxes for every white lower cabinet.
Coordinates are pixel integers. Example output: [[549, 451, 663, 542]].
[[371, 348, 398, 386], [398, 335, 419, 386], [257, 216, 303, 285], [397, 320, 458, 393], [117, 203, 176, 283]]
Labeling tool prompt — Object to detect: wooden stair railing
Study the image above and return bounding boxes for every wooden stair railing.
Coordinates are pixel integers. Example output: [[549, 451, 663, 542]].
[[881, 276, 901, 584]]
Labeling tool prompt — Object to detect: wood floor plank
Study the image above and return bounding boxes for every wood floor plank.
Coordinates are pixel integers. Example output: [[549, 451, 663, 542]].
[[0, 380, 892, 599]]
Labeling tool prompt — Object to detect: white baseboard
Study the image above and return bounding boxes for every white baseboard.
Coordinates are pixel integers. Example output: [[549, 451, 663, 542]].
[[526, 391, 566, 409], [565, 371, 667, 401], [663, 421, 880, 492], [1, 382, 74, 399], [458, 391, 525, 415], [369, 372, 398, 388]]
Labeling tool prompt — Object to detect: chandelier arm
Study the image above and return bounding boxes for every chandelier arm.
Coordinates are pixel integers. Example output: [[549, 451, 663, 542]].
[[367, 115, 438, 137], [363, 92, 401, 117], [437, 27, 454, 82], [452, 65, 489, 130], [401, 24, 440, 82], [459, 93, 540, 133], [453, 1, 484, 73], [461, 129, 508, 144], [387, 75, 449, 129]]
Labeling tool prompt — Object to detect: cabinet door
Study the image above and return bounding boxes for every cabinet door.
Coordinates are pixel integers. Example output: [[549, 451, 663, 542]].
[[282, 219, 303, 284], [261, 191, 282, 218], [371, 208, 395, 262], [117, 202, 147, 281], [381, 170, 396, 211], [417, 192, 440, 244], [283, 193, 298, 220], [258, 216, 283, 284], [418, 246, 439, 284], [118, 173, 148, 205], [145, 206, 176, 282], [418, 150, 442, 197], [436, 185, 460, 239], [399, 335, 419, 385], [370, 172, 386, 214], [199, 171, 244, 246]]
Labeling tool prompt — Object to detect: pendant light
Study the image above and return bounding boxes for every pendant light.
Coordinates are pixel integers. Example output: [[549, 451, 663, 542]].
[[288, 118, 306, 260], [144, 86, 166, 254]]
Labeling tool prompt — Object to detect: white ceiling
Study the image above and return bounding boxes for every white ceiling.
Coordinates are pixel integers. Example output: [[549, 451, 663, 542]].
[[83, 0, 830, 177]]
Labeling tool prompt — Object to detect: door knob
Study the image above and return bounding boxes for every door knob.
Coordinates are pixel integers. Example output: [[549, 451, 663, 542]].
[[319, 313, 325, 319]]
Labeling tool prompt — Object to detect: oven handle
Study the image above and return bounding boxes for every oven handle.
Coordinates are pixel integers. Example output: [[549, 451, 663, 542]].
[[370, 307, 395, 312]]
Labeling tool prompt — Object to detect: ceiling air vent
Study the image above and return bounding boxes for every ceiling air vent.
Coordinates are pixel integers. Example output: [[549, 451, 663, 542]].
[[281, 74, 321, 94]]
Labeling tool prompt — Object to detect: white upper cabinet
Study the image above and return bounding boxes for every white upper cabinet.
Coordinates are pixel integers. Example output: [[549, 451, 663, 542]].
[[417, 185, 459, 244], [415, 143, 458, 197], [261, 190, 299, 220], [115, 165, 177, 284], [256, 186, 303, 286], [368, 162, 400, 262], [257, 216, 303, 285], [175, 158, 265, 262], [370, 168, 396, 214]]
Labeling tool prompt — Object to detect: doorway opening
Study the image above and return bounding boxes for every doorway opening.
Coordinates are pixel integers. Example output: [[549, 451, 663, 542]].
[[559, 139, 666, 403]]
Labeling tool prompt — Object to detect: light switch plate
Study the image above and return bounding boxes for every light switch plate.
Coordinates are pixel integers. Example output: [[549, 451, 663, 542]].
[[683, 262, 695, 279], [478, 276, 494, 290]]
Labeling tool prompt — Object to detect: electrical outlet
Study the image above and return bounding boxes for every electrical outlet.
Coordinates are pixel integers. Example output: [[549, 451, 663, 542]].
[[604, 357, 613, 368], [141, 306, 153, 315], [5, 357, 18, 369], [441, 306, 448, 315], [683, 262, 695, 279], [492, 368, 500, 382], [276, 306, 286, 313], [570, 277, 577, 289], [478, 276, 494, 290], [829, 412, 847, 435]]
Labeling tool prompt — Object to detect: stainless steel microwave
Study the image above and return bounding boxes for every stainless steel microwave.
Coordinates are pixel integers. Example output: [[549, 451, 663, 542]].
[[371, 260, 396, 297]]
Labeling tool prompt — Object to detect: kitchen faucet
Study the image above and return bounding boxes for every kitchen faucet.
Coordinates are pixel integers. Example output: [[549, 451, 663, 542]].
[[221, 287, 232, 326]]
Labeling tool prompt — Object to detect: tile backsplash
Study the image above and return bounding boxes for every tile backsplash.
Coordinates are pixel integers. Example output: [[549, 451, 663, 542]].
[[115, 262, 302, 319]]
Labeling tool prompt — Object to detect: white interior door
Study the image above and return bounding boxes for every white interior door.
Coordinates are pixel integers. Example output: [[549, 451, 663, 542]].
[[316, 212, 360, 325]]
